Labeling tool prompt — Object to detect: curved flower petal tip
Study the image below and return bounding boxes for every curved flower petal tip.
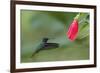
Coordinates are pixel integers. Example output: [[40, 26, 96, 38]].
[[67, 19, 78, 41]]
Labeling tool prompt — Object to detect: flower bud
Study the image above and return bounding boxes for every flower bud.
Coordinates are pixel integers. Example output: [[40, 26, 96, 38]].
[[67, 19, 78, 41]]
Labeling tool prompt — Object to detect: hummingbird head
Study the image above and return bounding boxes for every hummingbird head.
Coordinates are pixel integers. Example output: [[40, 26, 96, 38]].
[[42, 38, 49, 43]]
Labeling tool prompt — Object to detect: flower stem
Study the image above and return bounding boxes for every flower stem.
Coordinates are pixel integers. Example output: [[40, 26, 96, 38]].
[[74, 13, 81, 20], [64, 13, 81, 32]]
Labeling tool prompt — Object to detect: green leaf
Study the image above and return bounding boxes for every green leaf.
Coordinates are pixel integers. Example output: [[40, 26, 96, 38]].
[[76, 13, 89, 39]]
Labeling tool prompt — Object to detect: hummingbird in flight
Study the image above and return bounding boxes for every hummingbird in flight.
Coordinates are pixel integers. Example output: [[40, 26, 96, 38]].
[[31, 38, 59, 57]]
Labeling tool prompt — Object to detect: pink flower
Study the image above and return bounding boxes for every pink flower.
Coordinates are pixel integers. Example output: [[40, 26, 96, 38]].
[[67, 19, 78, 41]]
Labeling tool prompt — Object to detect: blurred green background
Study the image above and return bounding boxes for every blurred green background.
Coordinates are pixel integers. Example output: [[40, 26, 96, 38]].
[[21, 10, 89, 63]]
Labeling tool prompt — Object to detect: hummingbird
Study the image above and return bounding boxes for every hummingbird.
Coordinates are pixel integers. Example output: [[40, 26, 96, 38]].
[[31, 38, 59, 57]]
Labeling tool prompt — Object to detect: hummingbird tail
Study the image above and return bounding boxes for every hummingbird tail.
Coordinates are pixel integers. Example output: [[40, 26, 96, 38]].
[[31, 49, 40, 58]]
